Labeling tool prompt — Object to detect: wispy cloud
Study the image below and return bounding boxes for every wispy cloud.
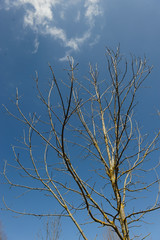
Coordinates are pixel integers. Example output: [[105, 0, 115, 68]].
[[44, 25, 90, 51], [32, 37, 39, 54], [89, 35, 101, 47], [75, 10, 81, 22], [5, 0, 58, 28], [3, 0, 103, 54], [59, 51, 71, 62], [84, 0, 102, 26]]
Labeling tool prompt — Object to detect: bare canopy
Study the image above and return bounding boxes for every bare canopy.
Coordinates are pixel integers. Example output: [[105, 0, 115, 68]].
[[3, 47, 160, 240]]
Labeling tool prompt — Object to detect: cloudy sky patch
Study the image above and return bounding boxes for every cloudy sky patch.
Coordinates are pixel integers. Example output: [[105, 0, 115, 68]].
[[84, 0, 102, 26], [3, 0, 103, 54]]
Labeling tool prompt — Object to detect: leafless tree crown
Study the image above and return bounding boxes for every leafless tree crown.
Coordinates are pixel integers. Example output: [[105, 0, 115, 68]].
[[3, 47, 160, 240]]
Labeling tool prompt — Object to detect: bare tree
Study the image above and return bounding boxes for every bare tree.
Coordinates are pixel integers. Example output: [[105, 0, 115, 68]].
[[103, 227, 120, 240], [3, 47, 160, 240], [37, 217, 61, 240]]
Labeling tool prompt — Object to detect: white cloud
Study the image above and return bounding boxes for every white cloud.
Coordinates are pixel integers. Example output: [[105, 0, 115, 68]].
[[59, 51, 71, 62], [46, 26, 90, 51], [46, 26, 66, 43], [60, 10, 65, 20], [32, 37, 39, 54], [3, 0, 103, 52], [67, 31, 91, 50], [84, 0, 102, 26], [7, 0, 58, 28], [75, 10, 81, 22], [89, 34, 100, 47]]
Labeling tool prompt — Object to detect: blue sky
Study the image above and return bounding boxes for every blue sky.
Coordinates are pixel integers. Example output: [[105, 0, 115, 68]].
[[0, 0, 160, 239]]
